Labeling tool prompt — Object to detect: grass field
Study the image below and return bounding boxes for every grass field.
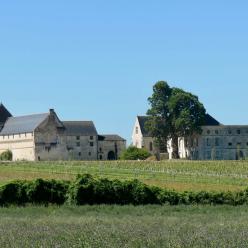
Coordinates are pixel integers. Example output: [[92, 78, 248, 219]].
[[0, 205, 248, 247], [1, 160, 248, 192]]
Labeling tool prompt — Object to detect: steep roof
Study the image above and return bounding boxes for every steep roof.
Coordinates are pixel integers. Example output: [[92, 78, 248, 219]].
[[98, 134, 126, 141], [137, 116, 151, 137], [63, 121, 98, 136], [204, 114, 220, 126], [0, 103, 12, 125], [0, 113, 49, 135], [137, 113, 220, 136]]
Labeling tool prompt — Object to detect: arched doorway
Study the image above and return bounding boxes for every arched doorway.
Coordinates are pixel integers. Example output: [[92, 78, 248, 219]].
[[107, 151, 116, 160]]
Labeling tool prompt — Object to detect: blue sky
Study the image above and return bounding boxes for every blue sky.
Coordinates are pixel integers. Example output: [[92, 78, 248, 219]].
[[1, 1, 248, 144]]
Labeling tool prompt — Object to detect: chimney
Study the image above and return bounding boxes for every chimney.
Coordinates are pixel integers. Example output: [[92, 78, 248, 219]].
[[49, 109, 55, 114]]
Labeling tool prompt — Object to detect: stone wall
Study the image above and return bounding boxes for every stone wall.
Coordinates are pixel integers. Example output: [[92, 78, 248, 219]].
[[0, 133, 35, 161], [98, 140, 126, 160]]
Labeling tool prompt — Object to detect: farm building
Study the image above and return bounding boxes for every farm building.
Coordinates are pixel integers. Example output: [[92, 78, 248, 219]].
[[132, 115, 248, 160], [0, 104, 126, 161]]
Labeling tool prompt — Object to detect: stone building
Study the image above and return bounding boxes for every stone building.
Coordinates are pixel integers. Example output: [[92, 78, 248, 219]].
[[132, 114, 248, 160], [0, 104, 126, 161]]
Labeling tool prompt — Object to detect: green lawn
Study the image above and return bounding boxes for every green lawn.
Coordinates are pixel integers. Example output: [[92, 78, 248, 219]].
[[1, 160, 248, 192], [0, 205, 248, 247]]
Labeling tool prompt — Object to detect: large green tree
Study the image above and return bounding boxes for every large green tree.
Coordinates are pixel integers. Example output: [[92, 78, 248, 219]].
[[146, 81, 206, 159]]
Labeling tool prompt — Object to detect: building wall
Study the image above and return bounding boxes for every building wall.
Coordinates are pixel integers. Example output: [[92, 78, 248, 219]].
[[0, 133, 35, 161], [34, 114, 68, 161], [65, 135, 98, 160], [193, 126, 248, 160], [98, 140, 126, 160]]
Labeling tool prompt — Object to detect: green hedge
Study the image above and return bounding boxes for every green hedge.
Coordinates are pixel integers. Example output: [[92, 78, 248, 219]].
[[1, 174, 248, 206]]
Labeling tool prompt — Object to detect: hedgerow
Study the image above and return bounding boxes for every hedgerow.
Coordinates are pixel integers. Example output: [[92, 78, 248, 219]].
[[1, 174, 248, 206]]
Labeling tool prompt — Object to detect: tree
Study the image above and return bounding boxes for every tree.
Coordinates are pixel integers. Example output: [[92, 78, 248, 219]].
[[168, 88, 206, 158], [146, 81, 172, 153], [146, 81, 206, 159], [120, 146, 151, 160]]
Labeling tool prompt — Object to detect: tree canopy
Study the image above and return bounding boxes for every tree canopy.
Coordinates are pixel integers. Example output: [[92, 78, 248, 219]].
[[146, 81, 206, 159]]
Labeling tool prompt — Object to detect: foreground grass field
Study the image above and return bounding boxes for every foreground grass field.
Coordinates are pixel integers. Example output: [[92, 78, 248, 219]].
[[1, 160, 248, 192], [0, 205, 248, 247]]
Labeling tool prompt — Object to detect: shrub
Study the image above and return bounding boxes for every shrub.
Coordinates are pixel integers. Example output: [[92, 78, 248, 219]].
[[0, 181, 28, 206], [67, 175, 162, 205], [26, 179, 69, 205], [120, 146, 151, 160], [2, 175, 248, 207], [0, 150, 12, 161]]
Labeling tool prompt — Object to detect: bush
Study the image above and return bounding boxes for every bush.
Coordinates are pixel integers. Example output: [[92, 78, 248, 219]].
[[26, 179, 69, 205], [0, 181, 28, 206], [2, 175, 248, 207], [67, 174, 162, 205], [0, 150, 12, 161], [120, 146, 151, 160]]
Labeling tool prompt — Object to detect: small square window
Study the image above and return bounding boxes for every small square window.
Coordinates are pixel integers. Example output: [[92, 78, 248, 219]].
[[90, 136, 93, 140], [76, 136, 80, 140], [237, 130, 241, 134], [90, 142, 94, 147], [228, 142, 232, 146], [207, 130, 211, 134]]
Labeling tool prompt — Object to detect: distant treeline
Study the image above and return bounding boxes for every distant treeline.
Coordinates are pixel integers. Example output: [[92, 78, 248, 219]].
[[1, 174, 248, 206]]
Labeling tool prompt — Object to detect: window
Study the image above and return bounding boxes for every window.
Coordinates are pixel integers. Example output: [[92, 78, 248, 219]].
[[136, 127, 139, 134], [237, 130, 241, 134], [228, 142, 232, 146], [99, 148, 102, 152], [149, 142, 153, 151], [76, 136, 80, 140], [207, 138, 210, 146], [90, 136, 93, 140], [88, 152, 91, 156], [215, 138, 220, 146], [99, 155, 103, 160], [76, 142, 80, 147], [215, 130, 219, 135], [90, 142, 94, 147], [228, 130, 232, 135], [207, 130, 211, 134], [78, 152, 81, 156], [247, 142, 248, 146]]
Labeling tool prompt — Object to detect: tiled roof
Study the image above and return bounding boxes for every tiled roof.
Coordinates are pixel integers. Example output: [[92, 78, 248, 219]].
[[0, 113, 49, 135], [63, 121, 98, 136], [98, 134, 126, 141], [137, 113, 220, 136]]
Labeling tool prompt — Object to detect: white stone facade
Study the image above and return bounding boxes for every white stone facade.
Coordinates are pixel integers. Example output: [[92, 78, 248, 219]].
[[132, 116, 248, 160]]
